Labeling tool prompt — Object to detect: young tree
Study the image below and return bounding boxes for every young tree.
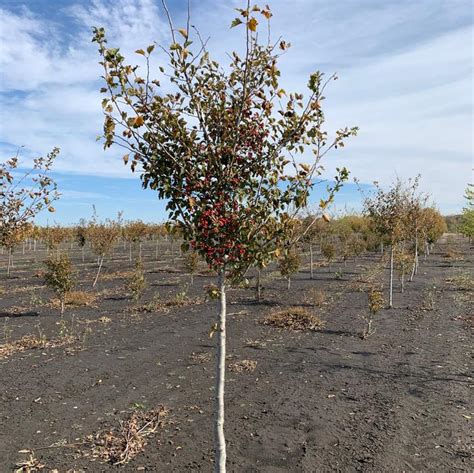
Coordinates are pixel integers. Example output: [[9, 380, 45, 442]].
[[44, 254, 75, 317], [301, 214, 329, 279], [321, 239, 336, 270], [362, 285, 384, 339], [277, 247, 301, 290], [87, 218, 121, 287], [41, 224, 69, 255], [123, 220, 148, 261], [1, 148, 60, 275], [75, 219, 88, 263], [183, 249, 200, 284], [93, 4, 356, 469], [460, 184, 474, 242], [126, 257, 147, 302], [363, 179, 411, 308], [394, 245, 411, 293]]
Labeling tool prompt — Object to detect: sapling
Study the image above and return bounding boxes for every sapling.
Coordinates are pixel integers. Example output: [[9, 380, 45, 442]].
[[1, 148, 60, 276], [183, 250, 200, 284], [363, 178, 416, 308], [123, 220, 148, 261], [93, 3, 356, 469], [321, 240, 336, 270], [459, 184, 474, 243], [44, 254, 75, 317], [362, 286, 384, 339], [394, 246, 411, 293], [87, 218, 120, 287], [126, 258, 147, 302], [278, 249, 301, 290]]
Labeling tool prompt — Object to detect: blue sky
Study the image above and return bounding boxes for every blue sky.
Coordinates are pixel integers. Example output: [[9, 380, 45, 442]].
[[0, 0, 472, 223]]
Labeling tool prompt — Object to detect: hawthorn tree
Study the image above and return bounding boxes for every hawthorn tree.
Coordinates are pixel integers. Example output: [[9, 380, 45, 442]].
[[93, 3, 356, 470], [1, 148, 60, 276]]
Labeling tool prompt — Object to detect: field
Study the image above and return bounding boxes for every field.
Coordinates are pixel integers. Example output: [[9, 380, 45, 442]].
[[0, 233, 472, 471]]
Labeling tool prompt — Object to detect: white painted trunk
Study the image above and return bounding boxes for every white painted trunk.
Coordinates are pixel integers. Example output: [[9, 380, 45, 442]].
[[389, 246, 394, 308], [214, 270, 227, 473], [7, 249, 12, 277], [92, 255, 104, 287], [309, 244, 314, 280], [410, 239, 418, 282], [256, 268, 262, 301]]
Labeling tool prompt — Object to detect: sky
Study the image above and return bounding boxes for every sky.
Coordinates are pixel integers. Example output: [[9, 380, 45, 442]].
[[0, 0, 472, 224]]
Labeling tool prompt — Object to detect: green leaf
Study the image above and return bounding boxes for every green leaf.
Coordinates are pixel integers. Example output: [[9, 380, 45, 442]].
[[230, 18, 243, 28], [135, 49, 145, 55], [147, 44, 155, 54]]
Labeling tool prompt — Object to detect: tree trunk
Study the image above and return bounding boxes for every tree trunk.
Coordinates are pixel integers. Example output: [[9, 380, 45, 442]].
[[287, 277, 291, 290], [139, 242, 142, 260], [309, 244, 314, 280], [155, 240, 159, 260], [214, 270, 227, 473], [256, 268, 262, 301], [129, 243, 132, 262], [60, 296, 65, 317], [380, 240, 384, 254], [389, 246, 394, 308], [401, 272, 404, 293], [82, 246, 85, 263], [410, 238, 418, 282], [7, 249, 12, 277], [92, 255, 104, 288]]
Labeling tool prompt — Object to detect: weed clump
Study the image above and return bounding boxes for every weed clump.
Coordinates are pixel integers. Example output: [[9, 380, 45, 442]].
[[263, 307, 325, 332], [229, 359, 257, 373], [87, 406, 169, 465]]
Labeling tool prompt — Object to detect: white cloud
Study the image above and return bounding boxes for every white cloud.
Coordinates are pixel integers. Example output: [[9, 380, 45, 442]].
[[0, 0, 472, 215]]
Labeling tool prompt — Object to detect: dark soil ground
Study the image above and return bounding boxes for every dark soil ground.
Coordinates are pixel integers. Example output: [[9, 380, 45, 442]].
[[0, 234, 472, 472]]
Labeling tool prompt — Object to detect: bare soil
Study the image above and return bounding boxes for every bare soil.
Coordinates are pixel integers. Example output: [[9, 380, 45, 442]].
[[0, 235, 472, 472]]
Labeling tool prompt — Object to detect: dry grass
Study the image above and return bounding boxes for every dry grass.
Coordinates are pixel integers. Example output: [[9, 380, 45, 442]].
[[190, 351, 212, 364], [444, 247, 464, 261], [0, 334, 76, 359], [99, 270, 134, 282], [136, 292, 203, 313], [50, 290, 98, 308], [86, 406, 169, 465], [446, 273, 474, 292], [14, 450, 45, 472], [304, 288, 327, 308], [244, 338, 267, 349], [263, 307, 325, 332], [229, 359, 257, 373]]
